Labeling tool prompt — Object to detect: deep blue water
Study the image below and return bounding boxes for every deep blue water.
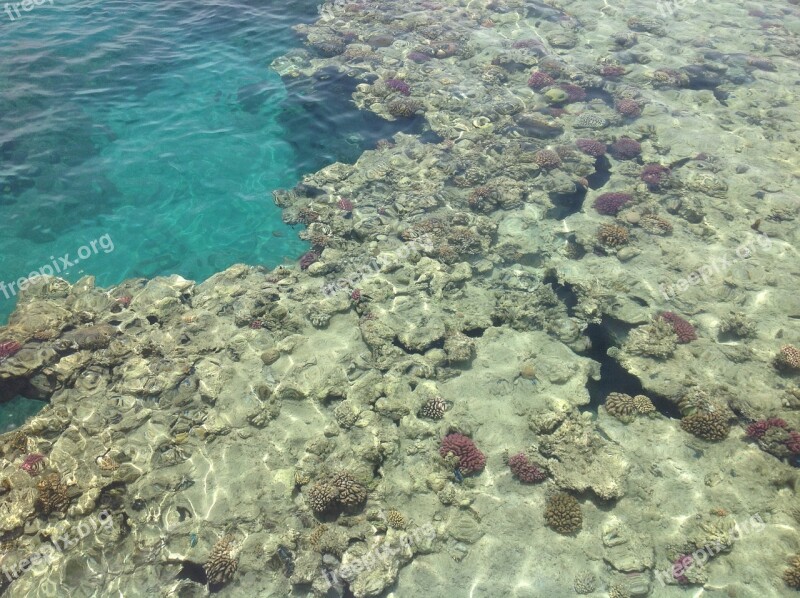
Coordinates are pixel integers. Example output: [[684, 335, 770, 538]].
[[0, 0, 414, 322]]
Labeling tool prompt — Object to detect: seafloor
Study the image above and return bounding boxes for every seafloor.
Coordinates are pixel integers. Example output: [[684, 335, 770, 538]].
[[1, 0, 799, 596]]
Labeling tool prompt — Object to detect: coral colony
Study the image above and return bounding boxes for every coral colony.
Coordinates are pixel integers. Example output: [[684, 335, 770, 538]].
[[439, 433, 486, 474]]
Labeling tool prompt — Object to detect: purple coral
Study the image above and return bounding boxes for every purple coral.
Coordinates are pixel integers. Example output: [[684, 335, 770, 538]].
[[508, 453, 547, 483], [407, 51, 431, 63], [575, 138, 606, 157], [386, 78, 411, 96], [527, 71, 555, 90], [0, 340, 21, 363], [593, 192, 633, 215], [746, 417, 788, 439], [615, 98, 642, 117], [672, 554, 694, 584], [558, 83, 586, 103], [609, 137, 641, 160], [299, 251, 319, 270], [20, 453, 45, 476], [640, 163, 671, 189], [659, 311, 697, 343], [439, 433, 486, 474]]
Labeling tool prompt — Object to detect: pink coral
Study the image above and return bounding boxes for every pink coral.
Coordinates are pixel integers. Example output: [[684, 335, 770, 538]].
[[508, 453, 547, 483], [600, 65, 627, 78], [386, 79, 411, 96], [786, 431, 800, 454], [299, 251, 319, 270], [672, 554, 694, 584], [439, 433, 486, 474], [527, 71, 555, 90], [609, 137, 641, 160], [20, 453, 45, 476], [659, 312, 697, 343], [558, 83, 586, 103], [641, 163, 671, 189], [337, 198, 354, 212], [746, 417, 788, 439], [593, 192, 633, 215], [0, 340, 21, 363], [615, 98, 642, 117], [575, 138, 606, 157]]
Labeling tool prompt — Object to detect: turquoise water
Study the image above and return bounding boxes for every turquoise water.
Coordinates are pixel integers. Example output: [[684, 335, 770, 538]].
[[0, 0, 421, 428], [0, 0, 410, 324]]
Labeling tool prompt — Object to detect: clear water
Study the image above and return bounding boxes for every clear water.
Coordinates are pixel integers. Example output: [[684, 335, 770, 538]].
[[0, 0, 408, 324]]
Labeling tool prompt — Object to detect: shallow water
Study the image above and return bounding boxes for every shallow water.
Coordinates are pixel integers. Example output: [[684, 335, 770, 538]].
[[1, 0, 799, 596]]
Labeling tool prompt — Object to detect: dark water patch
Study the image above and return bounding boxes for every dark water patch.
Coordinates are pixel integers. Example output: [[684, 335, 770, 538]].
[[279, 67, 428, 172], [542, 272, 578, 314], [580, 319, 681, 418], [546, 186, 586, 219], [585, 87, 616, 108], [587, 155, 612, 189]]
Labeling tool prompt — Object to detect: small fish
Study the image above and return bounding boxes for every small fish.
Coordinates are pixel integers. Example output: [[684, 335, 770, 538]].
[[453, 468, 464, 483], [189, 532, 198, 547]]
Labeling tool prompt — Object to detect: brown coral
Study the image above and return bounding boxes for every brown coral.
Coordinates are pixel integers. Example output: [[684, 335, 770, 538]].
[[604, 392, 637, 421], [775, 345, 800, 372], [387, 509, 406, 529], [330, 471, 367, 512], [305, 481, 339, 515], [639, 214, 673, 235], [681, 412, 730, 441], [468, 186, 497, 212], [545, 493, 582, 534], [783, 554, 800, 589], [204, 535, 238, 586], [36, 473, 69, 515], [597, 224, 629, 248], [419, 396, 447, 419], [533, 149, 562, 170], [633, 395, 656, 414], [387, 98, 423, 118]]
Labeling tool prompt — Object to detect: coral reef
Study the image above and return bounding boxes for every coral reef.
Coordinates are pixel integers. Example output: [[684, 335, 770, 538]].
[[533, 149, 562, 170], [0, 340, 21, 363], [35, 472, 69, 515], [640, 163, 671, 190], [593, 192, 633, 215], [439, 433, 486, 474], [775, 345, 800, 372], [419, 396, 447, 419], [659, 312, 697, 343], [608, 137, 642, 160], [573, 572, 596, 594], [784, 555, 800, 589], [680, 412, 730, 441], [204, 535, 239, 586], [597, 223, 629, 248], [507, 452, 547, 483], [575, 138, 606, 157], [527, 71, 554, 90], [604, 392, 638, 422], [544, 493, 582, 534]]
